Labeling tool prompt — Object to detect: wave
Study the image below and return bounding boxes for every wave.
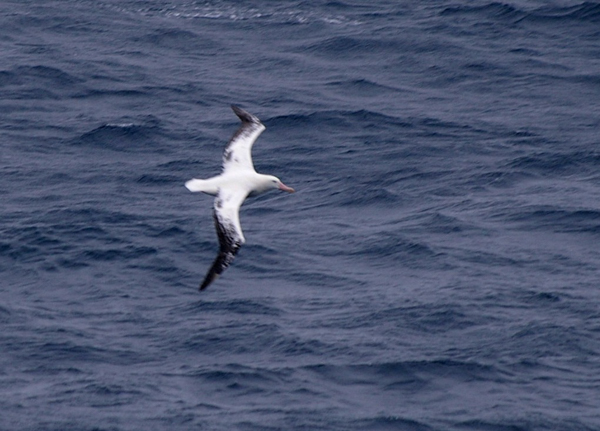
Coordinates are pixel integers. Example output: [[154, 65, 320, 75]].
[[440, 2, 523, 21], [0, 204, 168, 272], [457, 418, 599, 431], [521, 2, 600, 24], [23, 336, 145, 366], [493, 207, 600, 234], [0, 305, 10, 324], [304, 358, 504, 386], [325, 78, 404, 97], [179, 320, 339, 357], [175, 298, 282, 317], [507, 150, 600, 176], [132, 28, 219, 55], [440, 2, 600, 24], [0, 65, 82, 100], [98, 1, 363, 26], [0, 65, 82, 87], [301, 35, 405, 59], [270, 108, 408, 131], [350, 416, 433, 431], [74, 116, 166, 152], [82, 245, 157, 262]]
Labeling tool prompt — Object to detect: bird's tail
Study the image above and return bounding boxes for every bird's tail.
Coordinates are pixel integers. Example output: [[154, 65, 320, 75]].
[[185, 179, 218, 195]]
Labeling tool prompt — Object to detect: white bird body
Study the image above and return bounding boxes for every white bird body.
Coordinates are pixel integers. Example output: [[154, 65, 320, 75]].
[[185, 172, 281, 197], [185, 106, 294, 290]]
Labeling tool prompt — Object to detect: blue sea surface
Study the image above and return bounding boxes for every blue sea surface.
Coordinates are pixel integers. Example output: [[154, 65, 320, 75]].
[[2, 1, 600, 430]]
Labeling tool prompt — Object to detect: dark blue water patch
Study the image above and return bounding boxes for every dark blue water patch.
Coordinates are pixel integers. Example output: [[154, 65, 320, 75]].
[[454, 60, 518, 89], [458, 418, 599, 431], [270, 110, 352, 130], [0, 65, 83, 88], [350, 416, 434, 431], [0, 206, 171, 271], [136, 173, 182, 185], [184, 363, 287, 391], [132, 28, 221, 55], [180, 323, 285, 356], [451, 247, 528, 269], [146, 225, 187, 238], [520, 2, 600, 24], [569, 72, 600, 87], [464, 169, 537, 191], [348, 109, 411, 129], [305, 359, 504, 388], [126, 254, 181, 272], [43, 206, 144, 227], [440, 2, 524, 23], [270, 109, 413, 149], [286, 268, 364, 289], [1, 242, 42, 263], [438, 1, 600, 28], [507, 150, 600, 176], [0, 305, 10, 324], [508, 321, 598, 358], [77, 87, 149, 99], [352, 232, 435, 258], [80, 381, 146, 405], [20, 361, 85, 378], [242, 203, 283, 218], [419, 213, 477, 234], [73, 116, 166, 152], [0, 65, 85, 101], [492, 207, 600, 234], [16, 339, 111, 364], [520, 290, 561, 305], [175, 298, 282, 317], [126, 258, 191, 289], [231, 245, 290, 277], [337, 231, 452, 271], [335, 183, 402, 207], [51, 257, 90, 270], [9, 4, 98, 34], [156, 158, 204, 173], [21, 422, 121, 431], [1, 226, 72, 263], [455, 419, 528, 431], [299, 34, 409, 60], [324, 78, 405, 97], [177, 233, 216, 256], [343, 303, 484, 334], [540, 251, 596, 275], [83, 245, 157, 262], [1, 86, 59, 101]]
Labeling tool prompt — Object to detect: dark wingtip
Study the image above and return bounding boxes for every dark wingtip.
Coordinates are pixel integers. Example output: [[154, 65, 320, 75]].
[[231, 105, 261, 124], [199, 273, 218, 291]]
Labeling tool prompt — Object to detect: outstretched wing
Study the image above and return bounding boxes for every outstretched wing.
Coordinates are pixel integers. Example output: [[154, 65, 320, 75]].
[[221, 106, 265, 174], [200, 187, 248, 290]]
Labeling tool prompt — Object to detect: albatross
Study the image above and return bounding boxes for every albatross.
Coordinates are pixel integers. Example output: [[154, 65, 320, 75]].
[[185, 105, 295, 290]]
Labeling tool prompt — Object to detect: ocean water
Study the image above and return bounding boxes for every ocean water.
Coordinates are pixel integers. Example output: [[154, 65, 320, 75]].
[[2, 0, 600, 429]]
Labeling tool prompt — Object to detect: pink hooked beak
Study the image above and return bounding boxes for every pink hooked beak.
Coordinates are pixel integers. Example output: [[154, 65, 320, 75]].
[[278, 182, 295, 193]]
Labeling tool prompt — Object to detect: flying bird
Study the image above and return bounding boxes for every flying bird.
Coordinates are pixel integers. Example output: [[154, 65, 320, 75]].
[[185, 105, 295, 290]]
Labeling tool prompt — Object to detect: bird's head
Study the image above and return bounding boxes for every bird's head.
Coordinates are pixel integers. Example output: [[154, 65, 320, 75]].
[[266, 175, 295, 193]]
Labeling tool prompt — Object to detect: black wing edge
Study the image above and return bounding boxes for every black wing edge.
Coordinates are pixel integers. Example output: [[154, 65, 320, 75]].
[[199, 210, 243, 291], [231, 105, 261, 125], [199, 247, 241, 290]]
